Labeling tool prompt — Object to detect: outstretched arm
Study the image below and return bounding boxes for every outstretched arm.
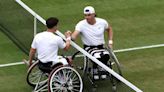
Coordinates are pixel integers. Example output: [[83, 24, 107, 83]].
[[71, 30, 80, 41], [64, 38, 71, 51], [64, 31, 72, 51], [64, 30, 80, 50], [107, 26, 113, 49]]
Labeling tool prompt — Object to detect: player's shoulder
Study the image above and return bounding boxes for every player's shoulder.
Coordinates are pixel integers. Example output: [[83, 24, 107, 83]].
[[53, 34, 63, 41], [55, 35, 62, 39], [34, 31, 44, 38], [77, 19, 87, 25], [96, 17, 107, 23], [47, 33, 63, 42]]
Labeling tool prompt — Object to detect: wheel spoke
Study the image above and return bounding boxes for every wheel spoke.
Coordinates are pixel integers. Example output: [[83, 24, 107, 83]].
[[50, 67, 83, 92], [52, 76, 62, 83], [66, 70, 73, 82], [71, 88, 80, 92]]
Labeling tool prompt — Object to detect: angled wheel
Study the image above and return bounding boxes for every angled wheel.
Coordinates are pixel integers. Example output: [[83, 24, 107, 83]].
[[26, 60, 48, 87], [48, 66, 83, 92], [106, 48, 123, 76]]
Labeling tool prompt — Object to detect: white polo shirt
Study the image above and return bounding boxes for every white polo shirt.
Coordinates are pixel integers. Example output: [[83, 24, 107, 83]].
[[75, 17, 109, 46], [31, 31, 66, 63]]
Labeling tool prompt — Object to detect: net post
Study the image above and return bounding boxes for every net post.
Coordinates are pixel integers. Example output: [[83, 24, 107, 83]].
[[34, 15, 37, 36]]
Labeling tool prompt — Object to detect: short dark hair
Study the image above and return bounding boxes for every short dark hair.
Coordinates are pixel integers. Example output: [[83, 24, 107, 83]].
[[46, 17, 59, 29]]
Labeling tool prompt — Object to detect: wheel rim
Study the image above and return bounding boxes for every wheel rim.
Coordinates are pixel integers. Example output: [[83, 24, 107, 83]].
[[27, 61, 48, 86], [49, 67, 83, 92]]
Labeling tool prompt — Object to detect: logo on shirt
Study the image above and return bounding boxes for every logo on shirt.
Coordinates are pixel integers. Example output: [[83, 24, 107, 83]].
[[98, 26, 104, 31]]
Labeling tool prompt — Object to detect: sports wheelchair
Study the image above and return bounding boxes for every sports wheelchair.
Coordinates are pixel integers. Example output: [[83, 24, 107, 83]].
[[26, 56, 83, 92], [26, 47, 122, 92], [71, 46, 122, 92]]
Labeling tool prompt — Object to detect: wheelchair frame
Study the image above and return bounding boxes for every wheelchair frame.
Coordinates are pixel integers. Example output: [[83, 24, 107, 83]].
[[26, 47, 122, 92], [71, 47, 122, 92], [26, 59, 83, 92]]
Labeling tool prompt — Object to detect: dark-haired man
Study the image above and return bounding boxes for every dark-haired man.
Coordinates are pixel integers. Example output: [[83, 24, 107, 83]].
[[29, 17, 71, 72]]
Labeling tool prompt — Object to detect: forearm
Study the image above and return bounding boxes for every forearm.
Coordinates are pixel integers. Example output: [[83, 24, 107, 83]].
[[71, 30, 80, 41], [64, 31, 71, 51], [29, 48, 36, 66], [107, 26, 113, 48], [64, 37, 71, 51], [108, 26, 113, 41]]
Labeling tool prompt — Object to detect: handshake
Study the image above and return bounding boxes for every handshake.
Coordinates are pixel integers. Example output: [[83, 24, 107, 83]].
[[65, 30, 72, 41]]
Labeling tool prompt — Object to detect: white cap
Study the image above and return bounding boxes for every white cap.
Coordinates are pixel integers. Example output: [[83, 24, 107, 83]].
[[83, 6, 95, 14]]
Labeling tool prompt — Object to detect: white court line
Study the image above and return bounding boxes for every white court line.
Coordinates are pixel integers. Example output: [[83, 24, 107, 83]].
[[0, 62, 24, 68], [74, 44, 164, 57], [114, 44, 164, 53], [0, 43, 164, 68]]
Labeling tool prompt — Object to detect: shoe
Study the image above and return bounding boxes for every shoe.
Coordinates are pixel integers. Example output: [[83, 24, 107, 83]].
[[92, 69, 99, 80], [98, 67, 108, 79], [94, 75, 99, 80], [101, 74, 107, 79]]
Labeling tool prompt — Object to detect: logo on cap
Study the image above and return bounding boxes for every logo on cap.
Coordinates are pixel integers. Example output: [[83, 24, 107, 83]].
[[84, 6, 95, 14]]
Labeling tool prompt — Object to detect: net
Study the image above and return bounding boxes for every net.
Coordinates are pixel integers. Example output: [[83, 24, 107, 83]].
[[0, 0, 77, 56], [0, 0, 142, 91], [0, 0, 45, 55]]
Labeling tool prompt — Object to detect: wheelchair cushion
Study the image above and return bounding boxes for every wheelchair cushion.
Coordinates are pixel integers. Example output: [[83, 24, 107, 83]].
[[89, 48, 110, 63], [86, 48, 110, 69], [38, 61, 53, 73]]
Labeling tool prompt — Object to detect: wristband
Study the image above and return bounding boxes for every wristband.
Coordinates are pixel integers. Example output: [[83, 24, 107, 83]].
[[66, 37, 71, 41], [108, 40, 113, 44]]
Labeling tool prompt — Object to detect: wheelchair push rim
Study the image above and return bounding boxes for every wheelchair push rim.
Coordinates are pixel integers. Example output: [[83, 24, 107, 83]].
[[48, 66, 83, 92], [26, 60, 48, 87]]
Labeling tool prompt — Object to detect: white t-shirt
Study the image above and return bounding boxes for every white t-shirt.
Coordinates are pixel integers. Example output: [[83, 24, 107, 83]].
[[75, 17, 109, 46], [31, 31, 66, 63]]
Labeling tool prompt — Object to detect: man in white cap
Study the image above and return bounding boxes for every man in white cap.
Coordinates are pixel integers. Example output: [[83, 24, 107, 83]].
[[71, 6, 113, 48], [69, 6, 113, 79]]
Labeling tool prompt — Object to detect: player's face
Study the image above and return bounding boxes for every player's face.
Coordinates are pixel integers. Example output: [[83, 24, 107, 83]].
[[84, 13, 95, 23]]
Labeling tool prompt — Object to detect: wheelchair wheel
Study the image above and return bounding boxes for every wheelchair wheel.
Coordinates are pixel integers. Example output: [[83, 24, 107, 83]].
[[27, 60, 48, 87], [48, 66, 83, 92], [106, 48, 123, 76]]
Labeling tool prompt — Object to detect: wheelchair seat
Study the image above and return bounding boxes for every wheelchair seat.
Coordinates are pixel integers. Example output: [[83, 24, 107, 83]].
[[83, 46, 111, 80], [38, 56, 70, 73], [38, 61, 53, 73]]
